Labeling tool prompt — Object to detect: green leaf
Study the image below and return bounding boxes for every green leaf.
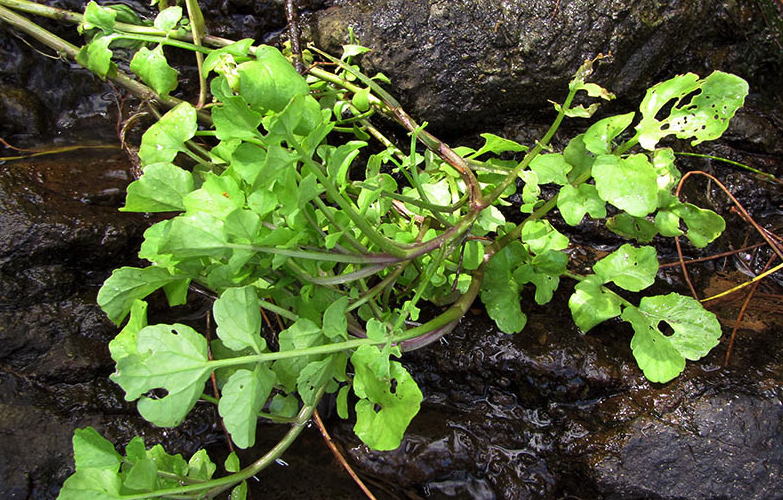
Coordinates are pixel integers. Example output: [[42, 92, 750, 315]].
[[365, 318, 387, 342], [623, 293, 721, 382], [187, 449, 216, 481], [576, 81, 615, 101], [323, 296, 349, 340], [592, 154, 658, 217], [225, 208, 260, 241], [568, 275, 623, 331], [130, 45, 178, 97], [654, 209, 683, 237], [183, 172, 245, 218], [122, 458, 157, 492], [593, 244, 658, 292], [121, 162, 194, 212], [203, 39, 254, 75], [336, 385, 350, 419], [58, 469, 122, 500], [219, 365, 275, 448], [76, 34, 117, 80], [635, 72, 749, 150], [110, 323, 211, 427], [108, 299, 147, 361], [73, 427, 122, 472], [297, 355, 341, 405], [272, 318, 325, 392], [513, 264, 560, 305], [212, 95, 264, 141], [520, 220, 569, 254], [557, 184, 606, 226], [214, 286, 265, 354], [158, 212, 228, 259], [475, 205, 506, 234], [529, 153, 572, 185], [230, 481, 248, 500], [325, 141, 366, 186], [671, 202, 725, 247], [469, 133, 528, 158], [606, 213, 659, 243], [352, 87, 371, 112], [583, 112, 635, 155], [153, 6, 182, 31], [351, 345, 422, 451], [269, 394, 299, 418], [138, 102, 197, 165], [480, 241, 527, 333], [341, 44, 371, 59], [98, 266, 184, 325], [224, 452, 240, 473], [124, 437, 146, 464], [80, 1, 117, 33], [563, 133, 595, 181], [651, 147, 681, 208], [238, 45, 309, 113]]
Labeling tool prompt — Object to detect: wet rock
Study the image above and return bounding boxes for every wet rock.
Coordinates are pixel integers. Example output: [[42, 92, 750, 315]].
[[332, 290, 783, 499], [308, 0, 782, 136], [0, 150, 223, 500]]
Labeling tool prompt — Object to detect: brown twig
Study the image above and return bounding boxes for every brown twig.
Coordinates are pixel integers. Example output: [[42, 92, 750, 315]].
[[659, 242, 767, 268], [312, 410, 379, 500], [285, 0, 304, 73], [674, 170, 783, 300], [724, 252, 777, 366]]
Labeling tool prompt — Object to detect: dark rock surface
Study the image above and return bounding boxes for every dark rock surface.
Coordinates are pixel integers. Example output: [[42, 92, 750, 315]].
[[308, 0, 783, 136], [0, 151, 222, 499], [332, 300, 783, 500]]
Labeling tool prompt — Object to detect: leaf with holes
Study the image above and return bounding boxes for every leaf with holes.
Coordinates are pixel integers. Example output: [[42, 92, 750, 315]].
[[635, 72, 749, 150], [623, 293, 721, 383], [351, 345, 422, 450], [110, 323, 211, 427]]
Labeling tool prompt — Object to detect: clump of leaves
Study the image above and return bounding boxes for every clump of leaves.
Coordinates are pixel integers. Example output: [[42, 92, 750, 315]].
[[0, 1, 749, 498]]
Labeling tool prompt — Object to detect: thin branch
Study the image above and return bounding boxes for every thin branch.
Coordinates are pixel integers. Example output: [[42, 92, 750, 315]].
[[312, 410, 378, 500]]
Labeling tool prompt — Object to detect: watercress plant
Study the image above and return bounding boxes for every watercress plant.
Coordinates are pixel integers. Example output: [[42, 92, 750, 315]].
[[0, 1, 748, 498]]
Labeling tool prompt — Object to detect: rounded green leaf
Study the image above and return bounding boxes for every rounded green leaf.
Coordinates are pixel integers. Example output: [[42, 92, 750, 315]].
[[130, 45, 178, 97], [237, 45, 309, 113], [593, 154, 658, 217], [122, 162, 194, 212], [138, 102, 197, 165], [583, 112, 635, 155], [568, 275, 623, 332], [593, 244, 658, 292]]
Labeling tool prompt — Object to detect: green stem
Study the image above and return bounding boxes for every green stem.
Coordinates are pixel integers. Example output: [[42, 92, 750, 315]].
[[489, 169, 593, 256], [116, 386, 326, 499], [0, 3, 212, 123], [675, 151, 782, 184], [288, 134, 412, 259], [484, 84, 580, 207], [228, 243, 397, 264], [112, 32, 211, 54]]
